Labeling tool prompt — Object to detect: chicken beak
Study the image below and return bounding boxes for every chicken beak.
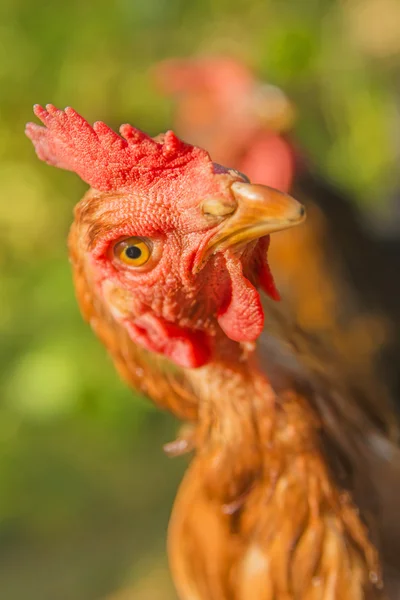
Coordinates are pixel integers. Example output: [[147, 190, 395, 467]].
[[196, 182, 305, 270]]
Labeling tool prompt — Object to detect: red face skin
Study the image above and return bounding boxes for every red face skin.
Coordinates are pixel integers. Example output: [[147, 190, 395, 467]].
[[77, 178, 275, 369], [26, 105, 281, 369]]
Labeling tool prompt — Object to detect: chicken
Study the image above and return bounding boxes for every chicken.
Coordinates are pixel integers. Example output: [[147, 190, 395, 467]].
[[154, 57, 400, 400], [26, 105, 400, 599]]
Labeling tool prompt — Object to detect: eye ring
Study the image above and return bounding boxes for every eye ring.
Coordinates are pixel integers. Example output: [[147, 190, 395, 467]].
[[113, 236, 152, 268]]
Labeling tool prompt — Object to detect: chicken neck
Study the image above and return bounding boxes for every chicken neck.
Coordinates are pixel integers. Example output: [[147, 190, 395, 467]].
[[168, 337, 385, 600]]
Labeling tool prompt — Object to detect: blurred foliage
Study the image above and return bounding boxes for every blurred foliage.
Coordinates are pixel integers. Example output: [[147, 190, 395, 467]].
[[0, 0, 399, 598]]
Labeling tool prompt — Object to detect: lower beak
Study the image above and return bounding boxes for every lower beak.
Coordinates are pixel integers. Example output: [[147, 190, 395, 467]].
[[197, 181, 305, 267]]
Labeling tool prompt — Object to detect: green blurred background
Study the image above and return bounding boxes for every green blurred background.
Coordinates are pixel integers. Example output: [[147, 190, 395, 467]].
[[1, 0, 399, 598]]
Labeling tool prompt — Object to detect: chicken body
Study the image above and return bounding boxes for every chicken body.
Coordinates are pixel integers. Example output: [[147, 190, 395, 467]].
[[26, 105, 400, 599], [170, 362, 382, 600]]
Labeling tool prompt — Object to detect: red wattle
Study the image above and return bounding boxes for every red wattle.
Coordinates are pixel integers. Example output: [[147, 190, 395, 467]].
[[259, 259, 281, 301], [125, 313, 210, 368], [217, 255, 264, 342], [255, 237, 280, 301]]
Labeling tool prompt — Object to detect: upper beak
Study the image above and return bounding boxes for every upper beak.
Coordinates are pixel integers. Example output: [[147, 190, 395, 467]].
[[196, 181, 305, 271]]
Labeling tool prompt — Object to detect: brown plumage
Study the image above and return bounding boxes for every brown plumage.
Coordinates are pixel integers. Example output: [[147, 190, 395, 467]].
[[26, 105, 400, 599]]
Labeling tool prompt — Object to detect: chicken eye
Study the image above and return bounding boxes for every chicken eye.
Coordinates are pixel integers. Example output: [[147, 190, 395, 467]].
[[113, 237, 151, 267]]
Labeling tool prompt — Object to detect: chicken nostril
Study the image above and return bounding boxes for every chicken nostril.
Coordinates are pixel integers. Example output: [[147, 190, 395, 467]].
[[202, 198, 237, 218], [298, 205, 306, 219]]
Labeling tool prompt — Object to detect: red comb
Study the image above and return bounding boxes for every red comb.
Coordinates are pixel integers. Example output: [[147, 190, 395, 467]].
[[25, 104, 211, 191]]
